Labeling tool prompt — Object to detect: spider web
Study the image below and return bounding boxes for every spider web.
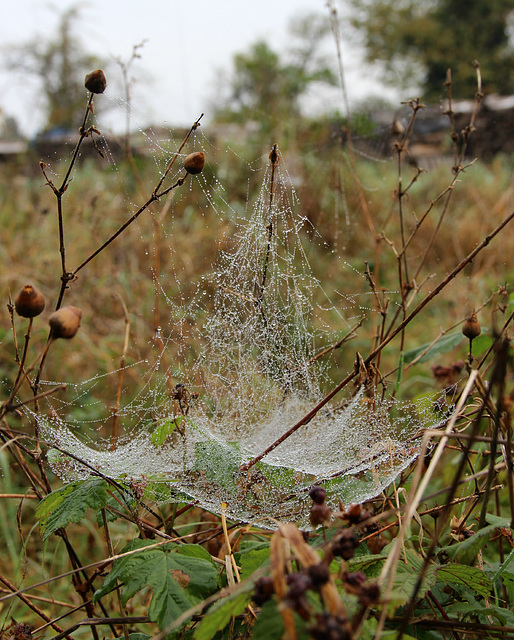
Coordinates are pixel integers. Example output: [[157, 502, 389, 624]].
[[35, 142, 451, 528]]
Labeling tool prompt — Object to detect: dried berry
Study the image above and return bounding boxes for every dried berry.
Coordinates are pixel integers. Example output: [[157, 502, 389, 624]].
[[341, 503, 371, 525], [309, 612, 352, 640], [84, 69, 107, 94], [307, 563, 330, 588], [462, 312, 481, 340], [252, 575, 275, 606], [309, 485, 326, 504], [184, 151, 205, 175], [331, 529, 359, 560], [342, 571, 366, 590], [48, 306, 82, 339], [310, 501, 332, 527], [14, 285, 45, 318], [358, 582, 381, 607]]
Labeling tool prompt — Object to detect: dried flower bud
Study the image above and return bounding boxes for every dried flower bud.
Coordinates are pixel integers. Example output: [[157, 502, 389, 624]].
[[307, 563, 330, 588], [309, 485, 326, 504], [184, 151, 205, 175], [253, 576, 275, 606], [462, 313, 481, 341], [310, 501, 332, 528], [84, 69, 107, 94], [49, 306, 82, 339], [331, 530, 359, 560], [14, 285, 46, 318]]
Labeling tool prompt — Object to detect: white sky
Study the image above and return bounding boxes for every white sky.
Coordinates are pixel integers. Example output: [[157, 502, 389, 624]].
[[0, 0, 396, 136]]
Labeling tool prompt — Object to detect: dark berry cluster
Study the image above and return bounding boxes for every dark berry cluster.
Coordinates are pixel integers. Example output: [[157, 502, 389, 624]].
[[342, 572, 381, 608], [330, 529, 360, 561], [309, 612, 352, 640]]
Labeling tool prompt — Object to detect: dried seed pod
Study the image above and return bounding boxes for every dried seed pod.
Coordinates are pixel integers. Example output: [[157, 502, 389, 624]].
[[462, 312, 481, 340], [307, 563, 330, 588], [49, 306, 82, 339], [252, 576, 275, 606], [184, 151, 205, 175], [84, 69, 107, 94], [309, 501, 332, 528], [14, 284, 46, 318], [309, 485, 326, 504]]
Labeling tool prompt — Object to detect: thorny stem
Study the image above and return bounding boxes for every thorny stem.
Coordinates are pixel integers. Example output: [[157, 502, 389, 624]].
[[240, 209, 514, 472]]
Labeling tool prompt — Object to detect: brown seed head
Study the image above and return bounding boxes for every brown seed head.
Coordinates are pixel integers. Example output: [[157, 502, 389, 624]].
[[14, 285, 46, 318], [84, 69, 107, 94], [309, 501, 332, 528], [462, 313, 481, 341], [49, 306, 82, 339], [184, 151, 205, 175]]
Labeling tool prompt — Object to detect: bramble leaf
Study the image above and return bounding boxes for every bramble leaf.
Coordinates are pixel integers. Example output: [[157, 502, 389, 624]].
[[36, 477, 109, 541], [437, 563, 492, 598], [193, 585, 254, 640], [442, 524, 497, 565], [403, 331, 465, 364], [94, 539, 220, 631]]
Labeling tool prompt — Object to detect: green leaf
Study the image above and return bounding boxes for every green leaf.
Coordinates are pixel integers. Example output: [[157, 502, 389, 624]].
[[443, 524, 497, 565], [403, 332, 464, 365], [113, 635, 151, 640], [193, 586, 253, 640], [437, 563, 492, 598], [485, 513, 512, 528], [446, 602, 514, 625], [239, 547, 270, 579], [94, 539, 220, 631], [36, 477, 109, 541], [151, 417, 184, 447], [392, 549, 437, 602], [252, 600, 284, 640]]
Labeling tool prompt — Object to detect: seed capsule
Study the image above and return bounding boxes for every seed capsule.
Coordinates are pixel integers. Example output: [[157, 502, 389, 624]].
[[84, 69, 107, 94], [309, 485, 326, 504], [184, 151, 205, 175], [14, 285, 46, 318], [462, 313, 481, 340], [49, 306, 82, 339]]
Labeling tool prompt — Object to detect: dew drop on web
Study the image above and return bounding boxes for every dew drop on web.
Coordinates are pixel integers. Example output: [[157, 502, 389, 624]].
[[36, 143, 452, 528]]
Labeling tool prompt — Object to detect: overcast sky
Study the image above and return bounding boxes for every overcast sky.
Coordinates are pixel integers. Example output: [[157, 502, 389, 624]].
[[0, 0, 396, 136]]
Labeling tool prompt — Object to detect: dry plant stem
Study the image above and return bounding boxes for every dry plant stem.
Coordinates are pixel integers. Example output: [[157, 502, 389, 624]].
[[259, 144, 279, 302], [374, 371, 478, 639], [6, 318, 34, 407], [0, 573, 71, 638], [240, 210, 514, 472], [111, 294, 130, 449], [101, 509, 130, 640]]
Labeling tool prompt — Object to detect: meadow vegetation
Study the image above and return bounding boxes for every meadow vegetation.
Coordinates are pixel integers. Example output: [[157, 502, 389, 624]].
[[0, 53, 513, 640]]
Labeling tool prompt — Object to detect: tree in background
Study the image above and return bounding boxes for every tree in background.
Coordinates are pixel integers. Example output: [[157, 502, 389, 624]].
[[3, 7, 105, 132], [350, 0, 514, 100], [213, 14, 337, 143]]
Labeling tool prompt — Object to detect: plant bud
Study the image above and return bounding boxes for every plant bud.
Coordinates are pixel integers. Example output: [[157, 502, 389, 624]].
[[49, 306, 82, 339], [309, 485, 326, 504], [462, 313, 481, 340], [184, 151, 205, 175], [84, 69, 107, 94], [14, 285, 46, 318], [310, 501, 332, 528]]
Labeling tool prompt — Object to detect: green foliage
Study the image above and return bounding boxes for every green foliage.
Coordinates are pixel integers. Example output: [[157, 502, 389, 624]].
[[350, 0, 514, 98], [151, 416, 185, 447], [403, 331, 465, 364], [193, 585, 254, 640], [94, 539, 220, 631], [36, 477, 108, 541]]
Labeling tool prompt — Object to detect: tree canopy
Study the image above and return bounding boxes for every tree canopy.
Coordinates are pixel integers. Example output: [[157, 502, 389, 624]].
[[4, 7, 105, 132], [350, 0, 514, 99], [213, 14, 336, 141]]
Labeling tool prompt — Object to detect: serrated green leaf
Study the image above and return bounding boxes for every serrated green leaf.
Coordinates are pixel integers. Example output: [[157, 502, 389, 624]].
[[238, 546, 270, 579], [446, 602, 514, 625], [485, 513, 512, 528], [151, 417, 184, 447], [94, 539, 220, 631], [348, 554, 386, 574], [443, 524, 496, 565], [437, 563, 492, 598], [193, 586, 253, 640], [404, 332, 465, 365], [36, 477, 109, 541], [113, 635, 151, 640], [393, 549, 437, 601]]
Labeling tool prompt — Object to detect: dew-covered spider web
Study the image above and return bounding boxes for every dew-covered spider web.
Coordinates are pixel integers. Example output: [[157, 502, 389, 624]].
[[35, 142, 452, 528]]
